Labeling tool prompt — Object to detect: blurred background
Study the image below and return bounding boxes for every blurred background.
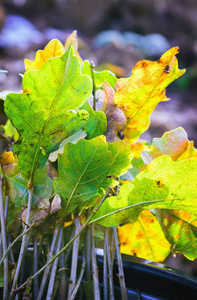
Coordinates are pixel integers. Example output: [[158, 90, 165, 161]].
[[0, 0, 197, 275]]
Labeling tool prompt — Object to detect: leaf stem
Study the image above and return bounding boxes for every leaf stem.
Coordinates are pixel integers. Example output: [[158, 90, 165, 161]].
[[113, 227, 128, 300], [0, 176, 8, 300], [13, 192, 109, 294]]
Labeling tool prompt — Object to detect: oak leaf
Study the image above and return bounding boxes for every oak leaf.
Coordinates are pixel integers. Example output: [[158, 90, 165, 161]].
[[114, 47, 185, 143], [25, 39, 65, 71], [118, 210, 170, 262]]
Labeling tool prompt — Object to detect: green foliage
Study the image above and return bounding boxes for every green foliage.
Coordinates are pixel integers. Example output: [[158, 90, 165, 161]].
[[1, 34, 197, 298], [53, 136, 131, 217], [4, 46, 91, 181]]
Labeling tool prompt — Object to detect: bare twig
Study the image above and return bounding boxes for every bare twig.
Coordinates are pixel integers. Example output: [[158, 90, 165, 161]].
[[91, 224, 100, 300], [33, 229, 38, 299], [68, 217, 81, 298], [13, 192, 109, 293], [113, 227, 128, 300], [0, 176, 8, 300], [103, 230, 108, 300], [105, 228, 115, 300], [70, 248, 86, 300], [37, 225, 60, 300], [46, 228, 63, 299], [10, 187, 34, 300], [0, 225, 33, 267]]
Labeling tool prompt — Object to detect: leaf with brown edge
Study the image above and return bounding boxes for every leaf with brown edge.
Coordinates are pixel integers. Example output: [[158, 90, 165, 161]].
[[25, 39, 65, 71], [141, 127, 190, 165], [156, 209, 197, 260], [118, 210, 170, 262], [114, 47, 185, 143], [102, 82, 127, 142]]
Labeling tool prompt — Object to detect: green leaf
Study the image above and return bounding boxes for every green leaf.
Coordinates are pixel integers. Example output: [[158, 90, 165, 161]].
[[53, 136, 132, 217], [83, 60, 117, 90], [156, 209, 197, 260], [4, 46, 92, 181], [49, 130, 87, 162], [92, 155, 197, 227], [3, 164, 53, 207], [80, 101, 107, 139]]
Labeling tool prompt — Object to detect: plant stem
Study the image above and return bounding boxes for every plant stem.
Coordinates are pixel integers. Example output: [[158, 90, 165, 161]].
[[85, 211, 91, 281], [105, 228, 115, 300], [46, 228, 62, 299], [68, 217, 81, 298], [103, 229, 108, 300], [33, 229, 38, 299], [37, 224, 60, 300], [113, 227, 128, 300], [10, 187, 34, 299], [70, 248, 86, 300], [91, 224, 100, 300], [13, 192, 109, 293], [0, 225, 33, 267], [0, 176, 8, 300], [58, 234, 67, 299]]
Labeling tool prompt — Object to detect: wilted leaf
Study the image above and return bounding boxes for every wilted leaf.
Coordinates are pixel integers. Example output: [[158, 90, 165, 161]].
[[80, 101, 107, 139], [53, 136, 132, 217], [118, 210, 170, 262], [114, 47, 185, 143], [156, 209, 197, 260], [92, 155, 197, 227], [25, 39, 65, 71], [102, 82, 127, 142], [50, 194, 61, 214], [22, 207, 48, 226], [141, 127, 189, 165], [3, 164, 53, 207], [5, 46, 92, 181]]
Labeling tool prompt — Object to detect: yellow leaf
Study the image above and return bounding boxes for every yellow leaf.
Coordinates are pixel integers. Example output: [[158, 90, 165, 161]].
[[118, 210, 170, 262], [114, 47, 185, 143], [65, 30, 81, 62], [25, 39, 65, 71], [0, 151, 17, 167]]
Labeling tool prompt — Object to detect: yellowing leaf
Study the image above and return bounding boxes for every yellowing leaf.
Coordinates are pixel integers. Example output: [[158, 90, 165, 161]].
[[0, 151, 17, 167], [114, 47, 185, 143], [157, 210, 197, 260], [118, 210, 170, 262], [177, 140, 197, 161], [25, 39, 65, 71], [141, 127, 190, 165]]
